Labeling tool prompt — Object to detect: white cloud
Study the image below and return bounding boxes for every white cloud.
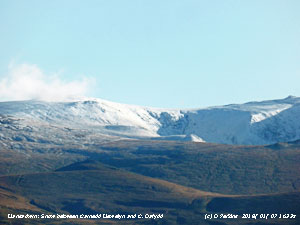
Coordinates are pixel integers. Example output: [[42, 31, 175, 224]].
[[0, 63, 93, 102]]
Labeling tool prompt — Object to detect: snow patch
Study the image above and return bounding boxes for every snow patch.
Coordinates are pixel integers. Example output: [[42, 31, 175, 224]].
[[1, 96, 300, 145]]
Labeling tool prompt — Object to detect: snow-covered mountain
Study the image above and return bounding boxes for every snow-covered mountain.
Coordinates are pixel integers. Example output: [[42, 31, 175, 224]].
[[1, 96, 300, 145]]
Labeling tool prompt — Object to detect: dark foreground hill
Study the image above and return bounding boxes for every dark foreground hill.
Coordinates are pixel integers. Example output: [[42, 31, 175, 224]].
[[1, 140, 300, 195], [0, 138, 300, 224], [92, 140, 300, 195], [0, 160, 299, 225]]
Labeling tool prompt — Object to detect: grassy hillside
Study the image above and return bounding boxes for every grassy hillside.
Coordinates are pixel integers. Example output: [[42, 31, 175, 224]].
[[0, 161, 219, 224], [92, 140, 300, 195], [2, 139, 299, 195], [0, 160, 299, 225], [0, 138, 299, 224]]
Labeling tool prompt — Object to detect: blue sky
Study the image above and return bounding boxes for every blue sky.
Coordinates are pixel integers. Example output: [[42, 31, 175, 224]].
[[0, 0, 299, 108]]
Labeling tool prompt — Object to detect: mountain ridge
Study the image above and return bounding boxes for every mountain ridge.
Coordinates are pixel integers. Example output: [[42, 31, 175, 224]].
[[1, 96, 300, 145]]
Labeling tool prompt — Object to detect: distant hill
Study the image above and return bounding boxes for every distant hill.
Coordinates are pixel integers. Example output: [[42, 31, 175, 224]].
[[1, 95, 300, 145]]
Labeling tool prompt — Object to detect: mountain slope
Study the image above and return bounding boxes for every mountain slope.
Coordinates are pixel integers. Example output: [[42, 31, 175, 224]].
[[1, 160, 299, 225], [1, 96, 300, 145]]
